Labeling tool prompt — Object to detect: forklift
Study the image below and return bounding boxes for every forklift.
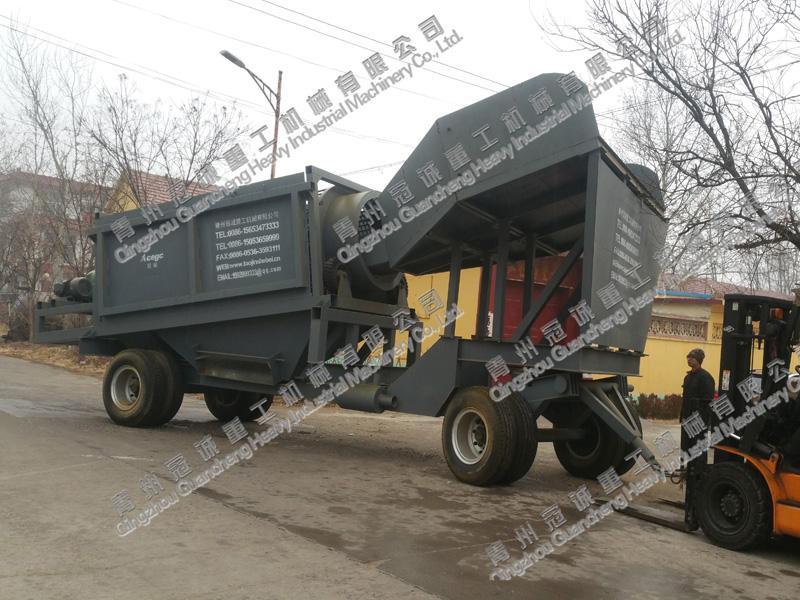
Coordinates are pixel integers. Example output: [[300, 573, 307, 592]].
[[688, 291, 800, 550]]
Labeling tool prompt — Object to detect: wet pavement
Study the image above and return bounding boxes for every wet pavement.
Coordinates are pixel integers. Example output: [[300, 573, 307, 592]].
[[1, 354, 798, 599]]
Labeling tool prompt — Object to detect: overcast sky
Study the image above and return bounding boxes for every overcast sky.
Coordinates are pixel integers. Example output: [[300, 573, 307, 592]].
[[0, 0, 635, 191]]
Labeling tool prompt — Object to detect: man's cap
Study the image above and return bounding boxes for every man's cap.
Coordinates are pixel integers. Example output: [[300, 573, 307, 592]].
[[687, 348, 705, 363]]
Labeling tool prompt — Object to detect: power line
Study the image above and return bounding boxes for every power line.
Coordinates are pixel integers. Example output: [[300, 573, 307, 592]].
[[0, 18, 416, 149], [0, 18, 680, 163], [113, 1, 661, 124], [254, 0, 509, 89], [341, 161, 405, 176], [111, 0, 475, 108], [5, 10, 702, 161], [0, 19, 261, 111], [109, 1, 353, 82], [227, 0, 502, 93]]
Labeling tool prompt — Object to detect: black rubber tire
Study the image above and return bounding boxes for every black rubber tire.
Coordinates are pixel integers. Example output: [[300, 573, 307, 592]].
[[554, 413, 621, 479], [204, 389, 273, 422], [614, 401, 644, 475], [495, 393, 538, 485], [442, 387, 517, 486], [694, 462, 773, 550], [103, 349, 167, 427], [150, 350, 184, 425]]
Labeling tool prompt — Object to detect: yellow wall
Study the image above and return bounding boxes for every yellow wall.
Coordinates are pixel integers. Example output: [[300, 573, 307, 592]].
[[636, 302, 798, 396], [637, 339, 724, 397], [635, 303, 723, 396], [105, 179, 137, 213], [394, 268, 481, 358], [402, 271, 798, 397]]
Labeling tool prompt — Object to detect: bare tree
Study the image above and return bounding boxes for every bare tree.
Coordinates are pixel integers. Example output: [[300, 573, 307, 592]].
[[91, 75, 247, 210], [539, 0, 800, 263], [1, 22, 111, 278], [0, 19, 246, 304], [0, 208, 19, 296], [0, 119, 17, 297], [732, 241, 800, 291], [609, 84, 744, 283], [0, 198, 54, 340]]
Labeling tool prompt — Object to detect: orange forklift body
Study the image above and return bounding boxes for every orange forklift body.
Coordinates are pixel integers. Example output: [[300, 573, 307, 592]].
[[715, 445, 800, 538]]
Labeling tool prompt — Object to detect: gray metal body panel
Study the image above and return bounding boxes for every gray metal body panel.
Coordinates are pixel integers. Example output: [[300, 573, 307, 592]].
[[34, 72, 665, 464]]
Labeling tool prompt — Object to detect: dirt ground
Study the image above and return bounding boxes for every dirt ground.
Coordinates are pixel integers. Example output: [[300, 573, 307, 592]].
[[0, 341, 111, 377]]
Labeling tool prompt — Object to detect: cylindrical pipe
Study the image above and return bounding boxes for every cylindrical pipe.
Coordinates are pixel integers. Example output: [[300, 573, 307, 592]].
[[334, 384, 397, 413]]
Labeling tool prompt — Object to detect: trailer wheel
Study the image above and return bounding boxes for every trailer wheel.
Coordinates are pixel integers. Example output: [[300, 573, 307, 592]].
[[442, 387, 516, 486], [495, 393, 538, 485], [553, 413, 620, 479], [694, 462, 773, 550], [204, 389, 272, 422], [150, 351, 184, 425], [614, 401, 643, 475], [103, 349, 167, 427]]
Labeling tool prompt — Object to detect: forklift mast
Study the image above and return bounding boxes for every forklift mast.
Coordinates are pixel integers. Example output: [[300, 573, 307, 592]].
[[717, 292, 800, 454]]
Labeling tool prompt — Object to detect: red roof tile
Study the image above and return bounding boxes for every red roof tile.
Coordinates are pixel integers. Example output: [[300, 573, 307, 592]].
[[0, 170, 110, 196], [124, 170, 218, 205], [659, 274, 792, 300]]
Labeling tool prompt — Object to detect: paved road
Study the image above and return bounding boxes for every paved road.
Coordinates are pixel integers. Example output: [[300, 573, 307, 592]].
[[1, 354, 799, 600]]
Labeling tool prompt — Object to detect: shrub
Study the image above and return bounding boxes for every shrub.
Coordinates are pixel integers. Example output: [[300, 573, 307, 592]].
[[634, 393, 682, 420]]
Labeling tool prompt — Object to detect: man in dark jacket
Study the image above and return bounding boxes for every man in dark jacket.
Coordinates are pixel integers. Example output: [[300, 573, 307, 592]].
[[680, 348, 716, 530], [680, 347, 716, 451]]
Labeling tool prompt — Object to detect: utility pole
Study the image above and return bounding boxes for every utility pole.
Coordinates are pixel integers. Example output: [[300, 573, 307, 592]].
[[220, 50, 282, 179]]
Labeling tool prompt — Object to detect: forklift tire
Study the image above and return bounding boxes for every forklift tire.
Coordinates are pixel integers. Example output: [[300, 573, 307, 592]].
[[614, 401, 643, 475], [442, 387, 517, 486], [495, 393, 538, 485], [553, 413, 620, 479], [103, 349, 168, 427], [150, 350, 184, 425], [694, 462, 773, 550], [204, 389, 272, 422]]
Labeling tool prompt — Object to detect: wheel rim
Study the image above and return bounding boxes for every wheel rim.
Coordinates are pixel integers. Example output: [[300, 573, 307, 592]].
[[567, 416, 602, 459], [110, 366, 142, 412], [214, 391, 239, 408], [705, 479, 751, 535], [451, 408, 488, 465]]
